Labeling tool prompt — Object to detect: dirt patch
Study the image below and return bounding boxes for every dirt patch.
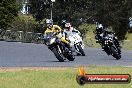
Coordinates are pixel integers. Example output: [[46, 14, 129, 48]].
[[0, 65, 96, 72], [0, 67, 72, 72]]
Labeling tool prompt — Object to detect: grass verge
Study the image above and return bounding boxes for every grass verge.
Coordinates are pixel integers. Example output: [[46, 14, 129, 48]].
[[0, 66, 131, 88]]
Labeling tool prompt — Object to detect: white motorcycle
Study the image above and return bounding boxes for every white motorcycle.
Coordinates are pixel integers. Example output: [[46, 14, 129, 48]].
[[68, 32, 85, 56]]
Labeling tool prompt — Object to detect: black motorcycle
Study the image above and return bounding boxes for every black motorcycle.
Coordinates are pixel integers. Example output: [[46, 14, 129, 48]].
[[102, 34, 121, 60], [45, 32, 75, 62]]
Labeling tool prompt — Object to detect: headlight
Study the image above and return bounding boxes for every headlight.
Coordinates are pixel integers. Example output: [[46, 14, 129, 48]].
[[50, 38, 56, 44]]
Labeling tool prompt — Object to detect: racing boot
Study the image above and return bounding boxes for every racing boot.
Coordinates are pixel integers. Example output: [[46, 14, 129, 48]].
[[65, 43, 72, 53]]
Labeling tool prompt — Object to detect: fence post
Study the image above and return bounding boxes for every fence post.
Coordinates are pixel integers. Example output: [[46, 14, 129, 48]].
[[5, 30, 12, 41], [26, 32, 33, 43], [0, 29, 3, 40], [35, 33, 43, 44], [17, 31, 24, 42], [0, 29, 45, 44]]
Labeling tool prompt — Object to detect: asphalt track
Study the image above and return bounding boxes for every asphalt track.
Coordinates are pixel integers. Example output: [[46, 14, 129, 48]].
[[0, 41, 132, 67]]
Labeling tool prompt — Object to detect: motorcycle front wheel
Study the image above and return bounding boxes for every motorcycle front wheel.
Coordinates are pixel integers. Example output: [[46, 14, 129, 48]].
[[66, 51, 75, 61], [110, 46, 121, 60], [52, 48, 65, 62], [76, 45, 85, 56]]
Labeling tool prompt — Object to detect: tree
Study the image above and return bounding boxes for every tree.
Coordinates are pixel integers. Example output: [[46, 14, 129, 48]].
[[29, 0, 51, 21], [29, 0, 95, 30], [93, 0, 132, 40], [29, 0, 132, 40], [0, 0, 19, 29], [9, 15, 38, 32]]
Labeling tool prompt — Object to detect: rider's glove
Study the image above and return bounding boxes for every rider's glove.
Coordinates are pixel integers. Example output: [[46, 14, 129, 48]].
[[53, 32, 60, 35]]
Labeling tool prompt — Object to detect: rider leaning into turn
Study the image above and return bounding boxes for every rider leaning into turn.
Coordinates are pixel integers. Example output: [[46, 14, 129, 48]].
[[62, 22, 80, 39], [44, 19, 72, 51], [95, 23, 121, 52]]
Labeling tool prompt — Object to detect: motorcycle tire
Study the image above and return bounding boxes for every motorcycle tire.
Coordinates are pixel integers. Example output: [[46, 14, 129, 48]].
[[104, 47, 110, 55], [52, 48, 65, 62], [110, 46, 121, 60], [66, 52, 75, 61], [77, 45, 85, 56]]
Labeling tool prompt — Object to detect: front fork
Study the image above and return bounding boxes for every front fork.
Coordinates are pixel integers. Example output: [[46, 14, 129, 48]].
[[48, 44, 62, 53], [74, 42, 81, 52], [57, 45, 62, 54]]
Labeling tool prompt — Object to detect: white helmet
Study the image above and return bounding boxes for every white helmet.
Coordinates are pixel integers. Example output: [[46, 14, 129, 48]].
[[46, 19, 53, 24], [46, 19, 53, 28], [64, 23, 71, 30]]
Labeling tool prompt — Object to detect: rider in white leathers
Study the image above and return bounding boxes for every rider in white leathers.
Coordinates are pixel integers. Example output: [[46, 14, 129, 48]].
[[63, 23, 80, 39], [63, 22, 85, 56]]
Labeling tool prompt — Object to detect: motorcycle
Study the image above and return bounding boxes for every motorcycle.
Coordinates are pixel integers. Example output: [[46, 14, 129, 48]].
[[68, 32, 85, 56], [45, 32, 75, 62], [102, 34, 121, 60], [95, 22, 121, 60]]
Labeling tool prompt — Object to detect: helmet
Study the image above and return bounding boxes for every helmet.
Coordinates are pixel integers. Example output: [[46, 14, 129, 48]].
[[96, 24, 103, 34], [46, 19, 53, 28], [46, 19, 53, 24], [64, 23, 71, 31], [61, 20, 66, 28], [62, 20, 66, 24]]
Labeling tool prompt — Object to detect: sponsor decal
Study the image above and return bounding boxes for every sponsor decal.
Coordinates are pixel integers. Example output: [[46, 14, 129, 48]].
[[76, 67, 131, 85]]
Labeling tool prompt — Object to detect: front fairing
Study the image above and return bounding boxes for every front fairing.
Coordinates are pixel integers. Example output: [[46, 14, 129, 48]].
[[104, 34, 114, 47], [45, 32, 53, 39], [68, 33, 85, 49], [69, 33, 82, 44], [45, 32, 56, 46]]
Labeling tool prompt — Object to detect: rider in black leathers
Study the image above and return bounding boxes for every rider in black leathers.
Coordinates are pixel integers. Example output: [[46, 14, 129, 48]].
[[95, 23, 121, 53]]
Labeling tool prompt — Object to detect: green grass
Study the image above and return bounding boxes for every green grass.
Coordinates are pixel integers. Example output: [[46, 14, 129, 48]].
[[79, 24, 100, 47], [83, 31, 101, 47], [125, 33, 132, 40], [0, 66, 131, 88], [121, 40, 132, 50], [123, 33, 132, 50]]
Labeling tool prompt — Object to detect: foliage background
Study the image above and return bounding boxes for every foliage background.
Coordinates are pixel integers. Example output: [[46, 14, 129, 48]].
[[0, 0, 18, 30], [0, 0, 132, 41]]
